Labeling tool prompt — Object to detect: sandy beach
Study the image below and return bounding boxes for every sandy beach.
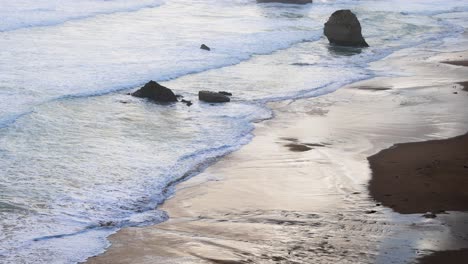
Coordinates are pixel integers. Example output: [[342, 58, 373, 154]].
[[85, 46, 468, 264]]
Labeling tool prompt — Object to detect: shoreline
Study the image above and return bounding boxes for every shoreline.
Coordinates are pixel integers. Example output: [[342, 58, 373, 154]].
[[86, 49, 468, 263]]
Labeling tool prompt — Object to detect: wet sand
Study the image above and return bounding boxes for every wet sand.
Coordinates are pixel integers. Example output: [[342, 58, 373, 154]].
[[86, 52, 468, 263], [443, 60, 468, 67], [443, 58, 468, 91], [367, 59, 468, 262], [458, 81, 468, 91], [417, 248, 468, 264], [368, 132, 468, 214]]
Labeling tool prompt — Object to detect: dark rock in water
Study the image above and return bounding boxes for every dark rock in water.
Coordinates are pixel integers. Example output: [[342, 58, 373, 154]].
[[175, 94, 183, 99], [292, 62, 314, 66], [181, 99, 192, 106], [218, 91, 232, 96], [422, 212, 437, 218], [99, 221, 117, 227], [200, 44, 211, 51], [257, 0, 312, 4], [324, 10, 369, 47], [365, 210, 377, 214], [198, 91, 230, 103], [131, 80, 177, 102]]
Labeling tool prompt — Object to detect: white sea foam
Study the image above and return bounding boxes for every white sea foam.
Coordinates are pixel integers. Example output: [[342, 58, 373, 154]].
[[0, 0, 164, 32]]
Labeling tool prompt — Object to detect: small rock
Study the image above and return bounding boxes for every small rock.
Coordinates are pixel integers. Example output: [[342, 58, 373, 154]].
[[454, 92, 458, 94], [200, 44, 211, 51], [365, 210, 377, 214], [199, 91, 230, 103], [181, 99, 192, 106], [422, 212, 437, 218], [99, 221, 116, 227]]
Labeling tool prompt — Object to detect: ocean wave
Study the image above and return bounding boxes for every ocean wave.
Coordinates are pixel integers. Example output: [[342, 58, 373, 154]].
[[0, 0, 165, 32]]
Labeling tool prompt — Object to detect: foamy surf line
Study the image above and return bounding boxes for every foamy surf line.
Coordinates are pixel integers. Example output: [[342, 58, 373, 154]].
[[0, 100, 269, 264], [0, 0, 165, 32], [0, 29, 322, 129], [0, 12, 460, 131]]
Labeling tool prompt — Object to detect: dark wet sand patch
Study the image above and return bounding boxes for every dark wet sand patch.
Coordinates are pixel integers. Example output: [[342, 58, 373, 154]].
[[368, 132, 468, 214], [285, 143, 312, 152], [443, 60, 468, 67], [458, 81, 468, 91], [191, 254, 244, 264], [280, 137, 299, 142], [280, 137, 327, 151], [417, 249, 468, 264], [353, 86, 392, 91], [304, 143, 326, 147]]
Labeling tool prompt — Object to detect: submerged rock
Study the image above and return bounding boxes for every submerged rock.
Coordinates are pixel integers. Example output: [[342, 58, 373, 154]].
[[181, 99, 193, 106], [198, 91, 230, 103], [324, 10, 369, 47], [200, 44, 211, 51], [422, 212, 437, 218], [131, 80, 177, 102], [257, 0, 312, 4]]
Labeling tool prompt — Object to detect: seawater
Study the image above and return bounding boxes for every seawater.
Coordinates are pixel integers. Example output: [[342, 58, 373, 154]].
[[0, 0, 467, 263]]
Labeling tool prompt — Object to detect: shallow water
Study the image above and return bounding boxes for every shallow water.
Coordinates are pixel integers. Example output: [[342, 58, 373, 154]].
[[0, 0, 467, 263]]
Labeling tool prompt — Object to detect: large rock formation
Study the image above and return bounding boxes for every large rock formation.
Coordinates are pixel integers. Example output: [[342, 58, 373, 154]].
[[131, 81, 178, 102], [324, 10, 369, 47], [257, 0, 312, 4], [198, 91, 230, 103]]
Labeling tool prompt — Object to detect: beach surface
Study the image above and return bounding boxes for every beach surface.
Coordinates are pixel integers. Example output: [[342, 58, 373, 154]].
[[87, 50, 468, 264]]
